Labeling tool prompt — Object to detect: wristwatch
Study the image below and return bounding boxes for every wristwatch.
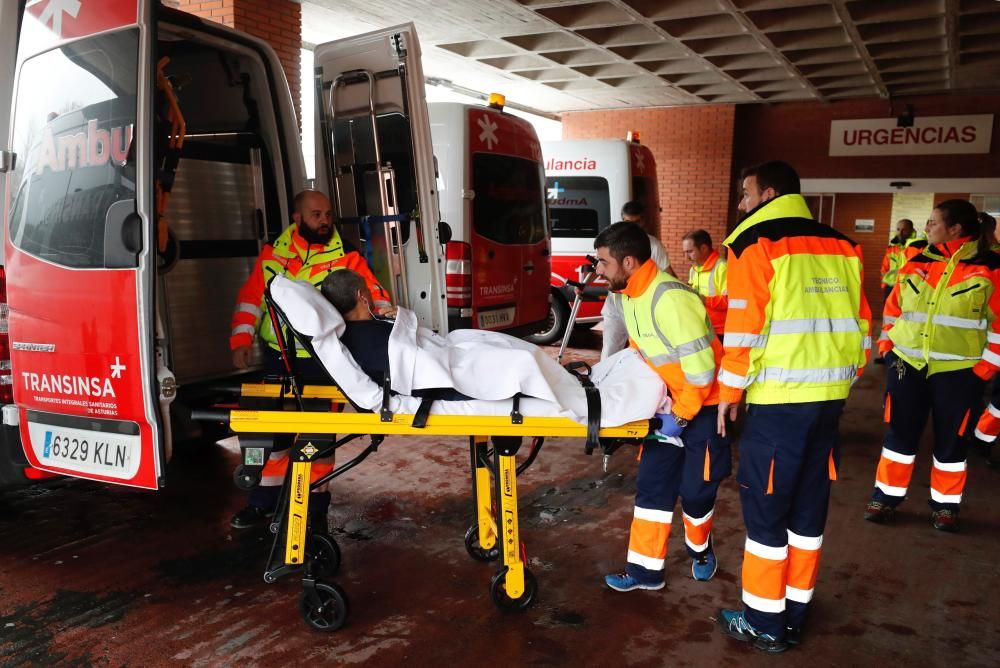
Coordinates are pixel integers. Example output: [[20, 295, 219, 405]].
[[671, 412, 689, 428]]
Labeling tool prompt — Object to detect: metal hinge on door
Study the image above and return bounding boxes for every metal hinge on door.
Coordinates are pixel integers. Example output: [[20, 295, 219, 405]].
[[0, 150, 16, 173]]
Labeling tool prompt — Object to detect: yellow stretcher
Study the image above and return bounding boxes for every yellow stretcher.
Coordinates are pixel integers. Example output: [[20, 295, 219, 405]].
[[198, 286, 654, 632], [203, 379, 651, 632]]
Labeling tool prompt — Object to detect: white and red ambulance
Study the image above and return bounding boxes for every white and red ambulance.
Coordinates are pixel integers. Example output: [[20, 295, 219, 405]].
[[527, 137, 658, 344], [0, 2, 548, 489]]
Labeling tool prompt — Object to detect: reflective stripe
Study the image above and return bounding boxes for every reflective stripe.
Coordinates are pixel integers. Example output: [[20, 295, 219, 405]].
[[932, 314, 987, 330], [989, 332, 1000, 344], [881, 447, 916, 465], [634, 506, 673, 523], [874, 480, 907, 497], [627, 549, 665, 571], [706, 262, 718, 298], [675, 334, 713, 357], [742, 589, 785, 613], [684, 368, 716, 386], [862, 336, 873, 350], [893, 343, 923, 358], [932, 457, 966, 473], [719, 368, 751, 388], [769, 317, 859, 335], [983, 350, 1000, 366], [785, 585, 814, 603], [640, 350, 678, 366], [975, 428, 997, 442], [232, 324, 256, 337], [899, 312, 928, 323], [745, 538, 787, 561], [786, 531, 823, 550], [685, 535, 710, 552], [683, 509, 714, 527], [929, 489, 962, 504], [989, 404, 1000, 419], [878, 330, 890, 341], [893, 343, 980, 362], [756, 366, 857, 383], [724, 332, 768, 348], [882, 315, 897, 325], [236, 303, 262, 318], [729, 298, 748, 309]]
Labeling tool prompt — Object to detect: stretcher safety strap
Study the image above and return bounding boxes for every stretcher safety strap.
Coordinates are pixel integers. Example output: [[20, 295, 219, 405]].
[[412, 397, 434, 428]]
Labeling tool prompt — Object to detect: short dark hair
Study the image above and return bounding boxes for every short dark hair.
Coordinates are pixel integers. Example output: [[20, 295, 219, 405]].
[[321, 269, 367, 315], [621, 200, 645, 218], [936, 199, 981, 238], [897, 218, 914, 227], [682, 229, 712, 248], [739, 160, 800, 196], [594, 221, 651, 264]]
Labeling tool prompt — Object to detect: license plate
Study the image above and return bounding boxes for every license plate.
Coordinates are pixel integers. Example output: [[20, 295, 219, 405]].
[[477, 306, 516, 330], [27, 421, 140, 480]]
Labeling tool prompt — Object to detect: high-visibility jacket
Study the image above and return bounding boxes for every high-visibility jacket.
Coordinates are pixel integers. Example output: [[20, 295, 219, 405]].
[[688, 250, 728, 335], [620, 259, 721, 421], [230, 225, 390, 355], [880, 234, 917, 288], [719, 194, 872, 405], [879, 238, 1000, 378]]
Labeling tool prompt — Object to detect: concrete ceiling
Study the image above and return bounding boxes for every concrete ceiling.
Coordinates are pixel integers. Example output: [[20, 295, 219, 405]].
[[301, 0, 1000, 114]]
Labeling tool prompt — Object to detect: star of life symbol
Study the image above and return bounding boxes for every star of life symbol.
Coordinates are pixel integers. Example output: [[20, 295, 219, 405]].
[[547, 181, 563, 200], [110, 356, 126, 379], [32, 0, 82, 36], [301, 442, 318, 458], [477, 115, 499, 150], [632, 148, 645, 175]]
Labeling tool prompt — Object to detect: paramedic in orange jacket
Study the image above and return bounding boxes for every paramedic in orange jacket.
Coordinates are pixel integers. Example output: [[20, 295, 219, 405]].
[[682, 229, 728, 337], [594, 222, 731, 592], [228, 190, 392, 529]]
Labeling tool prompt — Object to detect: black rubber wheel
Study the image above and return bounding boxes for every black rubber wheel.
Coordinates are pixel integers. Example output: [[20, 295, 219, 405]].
[[232, 465, 260, 490], [490, 568, 538, 613], [524, 296, 569, 345], [307, 532, 342, 578], [464, 524, 500, 562], [299, 582, 349, 632]]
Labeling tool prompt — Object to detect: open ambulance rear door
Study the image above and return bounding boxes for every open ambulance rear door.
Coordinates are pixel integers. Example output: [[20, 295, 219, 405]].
[[312, 23, 446, 333], [2, 0, 167, 489]]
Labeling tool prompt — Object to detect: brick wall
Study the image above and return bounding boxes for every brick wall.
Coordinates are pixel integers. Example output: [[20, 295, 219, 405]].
[[831, 193, 895, 317], [561, 106, 736, 278], [166, 0, 302, 126]]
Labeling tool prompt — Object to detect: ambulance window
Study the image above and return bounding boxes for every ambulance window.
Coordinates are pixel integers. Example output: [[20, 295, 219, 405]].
[[472, 154, 546, 245], [7, 30, 138, 269], [545, 176, 610, 238]]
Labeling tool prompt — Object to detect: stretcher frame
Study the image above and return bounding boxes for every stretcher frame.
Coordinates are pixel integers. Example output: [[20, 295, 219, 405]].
[[213, 285, 653, 631]]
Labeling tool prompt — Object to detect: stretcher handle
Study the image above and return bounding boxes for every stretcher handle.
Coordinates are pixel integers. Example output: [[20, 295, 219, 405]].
[[191, 408, 232, 423]]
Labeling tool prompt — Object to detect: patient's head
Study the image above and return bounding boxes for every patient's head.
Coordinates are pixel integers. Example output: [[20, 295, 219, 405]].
[[321, 269, 373, 321]]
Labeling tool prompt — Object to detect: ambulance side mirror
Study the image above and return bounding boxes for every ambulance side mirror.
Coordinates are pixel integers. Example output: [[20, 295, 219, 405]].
[[438, 221, 452, 245]]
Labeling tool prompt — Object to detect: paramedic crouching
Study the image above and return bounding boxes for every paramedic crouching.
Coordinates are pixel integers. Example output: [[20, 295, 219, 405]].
[[227, 189, 393, 530]]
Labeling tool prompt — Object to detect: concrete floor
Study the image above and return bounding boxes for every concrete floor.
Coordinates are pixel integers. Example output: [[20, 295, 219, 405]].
[[1, 328, 999, 666]]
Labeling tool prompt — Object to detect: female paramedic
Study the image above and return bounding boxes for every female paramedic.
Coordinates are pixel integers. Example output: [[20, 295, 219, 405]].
[[866, 200, 1000, 532]]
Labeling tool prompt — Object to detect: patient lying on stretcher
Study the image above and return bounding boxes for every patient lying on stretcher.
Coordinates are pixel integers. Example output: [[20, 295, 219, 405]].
[[270, 272, 667, 427]]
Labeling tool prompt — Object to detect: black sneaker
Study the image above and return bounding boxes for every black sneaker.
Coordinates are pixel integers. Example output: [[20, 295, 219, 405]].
[[230, 505, 273, 529], [932, 509, 959, 533], [717, 608, 788, 653], [864, 500, 895, 524]]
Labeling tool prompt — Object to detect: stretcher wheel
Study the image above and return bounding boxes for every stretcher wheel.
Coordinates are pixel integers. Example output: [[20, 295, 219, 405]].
[[233, 465, 260, 490], [489, 568, 537, 613], [464, 525, 500, 562], [307, 532, 342, 577], [299, 582, 349, 632]]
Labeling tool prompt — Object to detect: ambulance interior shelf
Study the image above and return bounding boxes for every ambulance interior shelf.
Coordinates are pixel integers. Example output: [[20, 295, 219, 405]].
[[192, 278, 653, 630]]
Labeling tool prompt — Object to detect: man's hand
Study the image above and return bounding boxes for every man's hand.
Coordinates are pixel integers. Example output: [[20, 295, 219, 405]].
[[232, 345, 252, 370], [378, 305, 398, 319], [654, 412, 685, 438], [717, 400, 738, 436]]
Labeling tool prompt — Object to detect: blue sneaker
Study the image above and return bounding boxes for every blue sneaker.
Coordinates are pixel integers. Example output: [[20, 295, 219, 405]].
[[717, 609, 788, 653], [604, 572, 665, 592], [692, 551, 718, 581]]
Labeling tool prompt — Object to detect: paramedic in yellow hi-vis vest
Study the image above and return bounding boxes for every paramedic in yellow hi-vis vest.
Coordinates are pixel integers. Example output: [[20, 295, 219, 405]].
[[866, 200, 1000, 533], [682, 229, 728, 337], [880, 218, 917, 300], [594, 222, 732, 592], [715, 161, 872, 653], [228, 190, 393, 530]]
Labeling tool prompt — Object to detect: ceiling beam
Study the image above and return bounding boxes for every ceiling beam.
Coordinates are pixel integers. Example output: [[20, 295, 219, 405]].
[[831, 0, 889, 99]]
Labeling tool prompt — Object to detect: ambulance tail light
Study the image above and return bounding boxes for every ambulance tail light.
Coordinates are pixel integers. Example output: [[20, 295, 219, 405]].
[[445, 241, 472, 308], [0, 267, 10, 404]]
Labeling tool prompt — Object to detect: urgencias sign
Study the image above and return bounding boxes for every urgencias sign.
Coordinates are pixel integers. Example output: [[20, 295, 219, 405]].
[[829, 115, 993, 156]]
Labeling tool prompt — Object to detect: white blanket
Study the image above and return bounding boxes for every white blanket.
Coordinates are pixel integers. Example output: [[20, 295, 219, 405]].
[[270, 276, 666, 427]]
